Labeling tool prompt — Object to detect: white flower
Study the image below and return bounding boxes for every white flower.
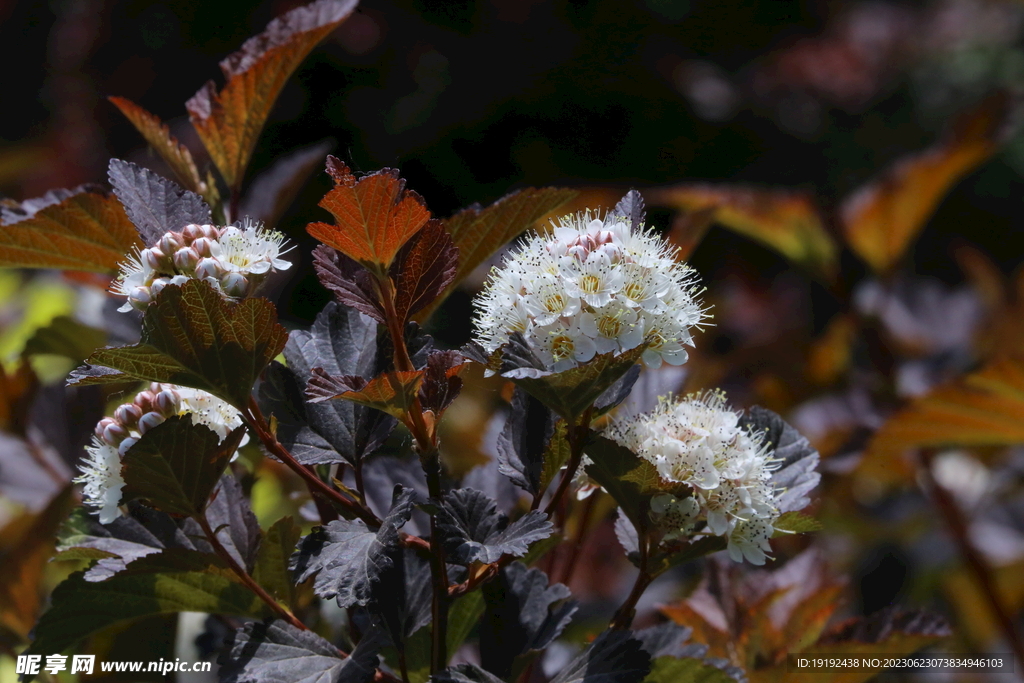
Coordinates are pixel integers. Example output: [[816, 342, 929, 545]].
[[472, 207, 707, 371], [75, 439, 126, 524], [605, 391, 782, 564], [111, 220, 292, 312], [75, 383, 249, 523]]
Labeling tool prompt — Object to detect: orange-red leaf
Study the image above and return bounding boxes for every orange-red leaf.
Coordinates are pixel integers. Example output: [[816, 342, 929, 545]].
[[307, 159, 431, 272], [109, 96, 209, 200], [185, 0, 358, 190], [0, 189, 142, 273], [306, 368, 424, 420], [841, 91, 1013, 273], [649, 184, 837, 277], [392, 219, 458, 322], [860, 356, 1024, 482]]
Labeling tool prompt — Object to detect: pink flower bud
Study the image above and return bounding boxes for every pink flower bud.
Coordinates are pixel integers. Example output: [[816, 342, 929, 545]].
[[220, 272, 250, 298], [173, 247, 200, 273], [114, 403, 143, 427], [155, 389, 180, 416], [149, 277, 170, 298], [102, 422, 129, 446], [195, 257, 225, 280], [128, 286, 152, 310], [182, 224, 204, 242], [200, 225, 221, 240], [142, 248, 167, 271], [137, 411, 166, 434], [118, 436, 139, 457], [192, 237, 215, 257], [135, 390, 156, 414], [95, 417, 117, 440], [157, 234, 183, 255]]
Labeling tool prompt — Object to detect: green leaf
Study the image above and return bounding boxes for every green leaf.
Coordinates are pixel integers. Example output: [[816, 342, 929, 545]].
[[505, 341, 647, 422], [644, 657, 735, 683], [539, 421, 571, 496], [772, 511, 822, 536], [447, 590, 486, 658], [120, 416, 247, 517], [253, 517, 302, 605], [549, 631, 652, 683], [186, 0, 359, 190], [25, 548, 269, 659], [72, 278, 288, 409], [22, 315, 106, 361], [583, 435, 663, 532], [0, 188, 142, 273], [416, 187, 578, 322]]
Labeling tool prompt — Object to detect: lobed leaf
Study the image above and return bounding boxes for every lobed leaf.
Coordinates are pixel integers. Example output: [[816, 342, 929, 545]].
[[549, 631, 652, 683], [108, 158, 212, 245], [392, 219, 459, 322], [119, 416, 247, 518], [583, 435, 663, 532], [25, 548, 268, 659], [841, 91, 1014, 274], [290, 486, 415, 607], [480, 562, 578, 679], [648, 184, 836, 278], [419, 349, 467, 416], [436, 488, 553, 565], [739, 406, 821, 514], [206, 474, 263, 572], [416, 187, 578, 322], [306, 368, 424, 421], [372, 547, 433, 655], [72, 278, 288, 409], [0, 187, 142, 273], [312, 244, 386, 323], [496, 387, 558, 496], [258, 302, 396, 467], [307, 158, 431, 271], [860, 355, 1024, 482], [186, 0, 359, 190], [644, 658, 736, 683], [219, 619, 383, 683]]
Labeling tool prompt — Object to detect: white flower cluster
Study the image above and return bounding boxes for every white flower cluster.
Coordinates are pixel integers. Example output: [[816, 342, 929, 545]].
[[76, 383, 248, 523], [472, 212, 705, 371], [113, 219, 292, 312], [606, 391, 782, 565]]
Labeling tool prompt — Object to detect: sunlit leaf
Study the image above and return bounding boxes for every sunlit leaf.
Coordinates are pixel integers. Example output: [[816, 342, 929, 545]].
[[860, 356, 1024, 482], [186, 0, 359, 190], [416, 187, 578, 321], [644, 658, 735, 683], [392, 219, 459, 322], [841, 91, 1014, 273], [649, 184, 836, 277], [0, 188, 141, 273], [307, 157, 432, 273], [108, 96, 209, 199], [71, 279, 288, 409], [306, 368, 424, 421]]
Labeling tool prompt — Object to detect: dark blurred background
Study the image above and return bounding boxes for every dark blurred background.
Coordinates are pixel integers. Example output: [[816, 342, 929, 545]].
[[3, 0, 1023, 332]]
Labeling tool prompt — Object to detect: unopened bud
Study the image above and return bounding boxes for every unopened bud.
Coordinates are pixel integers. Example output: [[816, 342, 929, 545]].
[[157, 234, 183, 255], [149, 277, 171, 298], [102, 422, 129, 446], [173, 247, 200, 273], [128, 286, 152, 311], [195, 257, 224, 280], [192, 237, 215, 257], [118, 436, 139, 457], [200, 225, 220, 240], [135, 390, 156, 414], [95, 417, 117, 440], [220, 272, 250, 298], [142, 248, 167, 272], [114, 403, 143, 428], [155, 389, 180, 416], [137, 411, 166, 434], [182, 224, 204, 242]]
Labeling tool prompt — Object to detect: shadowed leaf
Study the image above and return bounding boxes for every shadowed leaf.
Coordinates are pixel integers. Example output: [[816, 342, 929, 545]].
[[416, 187, 577, 321], [206, 474, 263, 573], [0, 188, 142, 273], [24, 549, 268, 660], [312, 244, 386, 323], [108, 159, 211, 245], [436, 488, 553, 565], [307, 158, 431, 271], [253, 517, 301, 604], [480, 562, 577, 679], [432, 664, 506, 683], [240, 140, 333, 225], [373, 547, 433, 658], [649, 185, 835, 278], [71, 279, 288, 409], [22, 315, 106, 362], [186, 0, 359, 189], [120, 416, 246, 517], [841, 92, 1014, 273], [290, 486, 415, 607], [739, 406, 821, 514], [584, 435, 663, 532], [419, 350, 467, 416], [497, 387, 558, 496], [392, 219, 459, 322], [258, 302, 396, 466], [549, 631, 652, 683]]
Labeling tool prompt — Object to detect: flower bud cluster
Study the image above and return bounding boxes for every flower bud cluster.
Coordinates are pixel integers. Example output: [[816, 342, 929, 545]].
[[606, 391, 782, 565], [76, 383, 249, 523], [113, 219, 293, 312], [472, 212, 706, 371]]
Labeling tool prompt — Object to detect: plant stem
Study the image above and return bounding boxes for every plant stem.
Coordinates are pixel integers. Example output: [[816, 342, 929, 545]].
[[196, 512, 306, 631], [610, 532, 651, 630], [557, 492, 599, 587], [918, 450, 1024, 670], [543, 410, 592, 516], [246, 398, 381, 528]]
